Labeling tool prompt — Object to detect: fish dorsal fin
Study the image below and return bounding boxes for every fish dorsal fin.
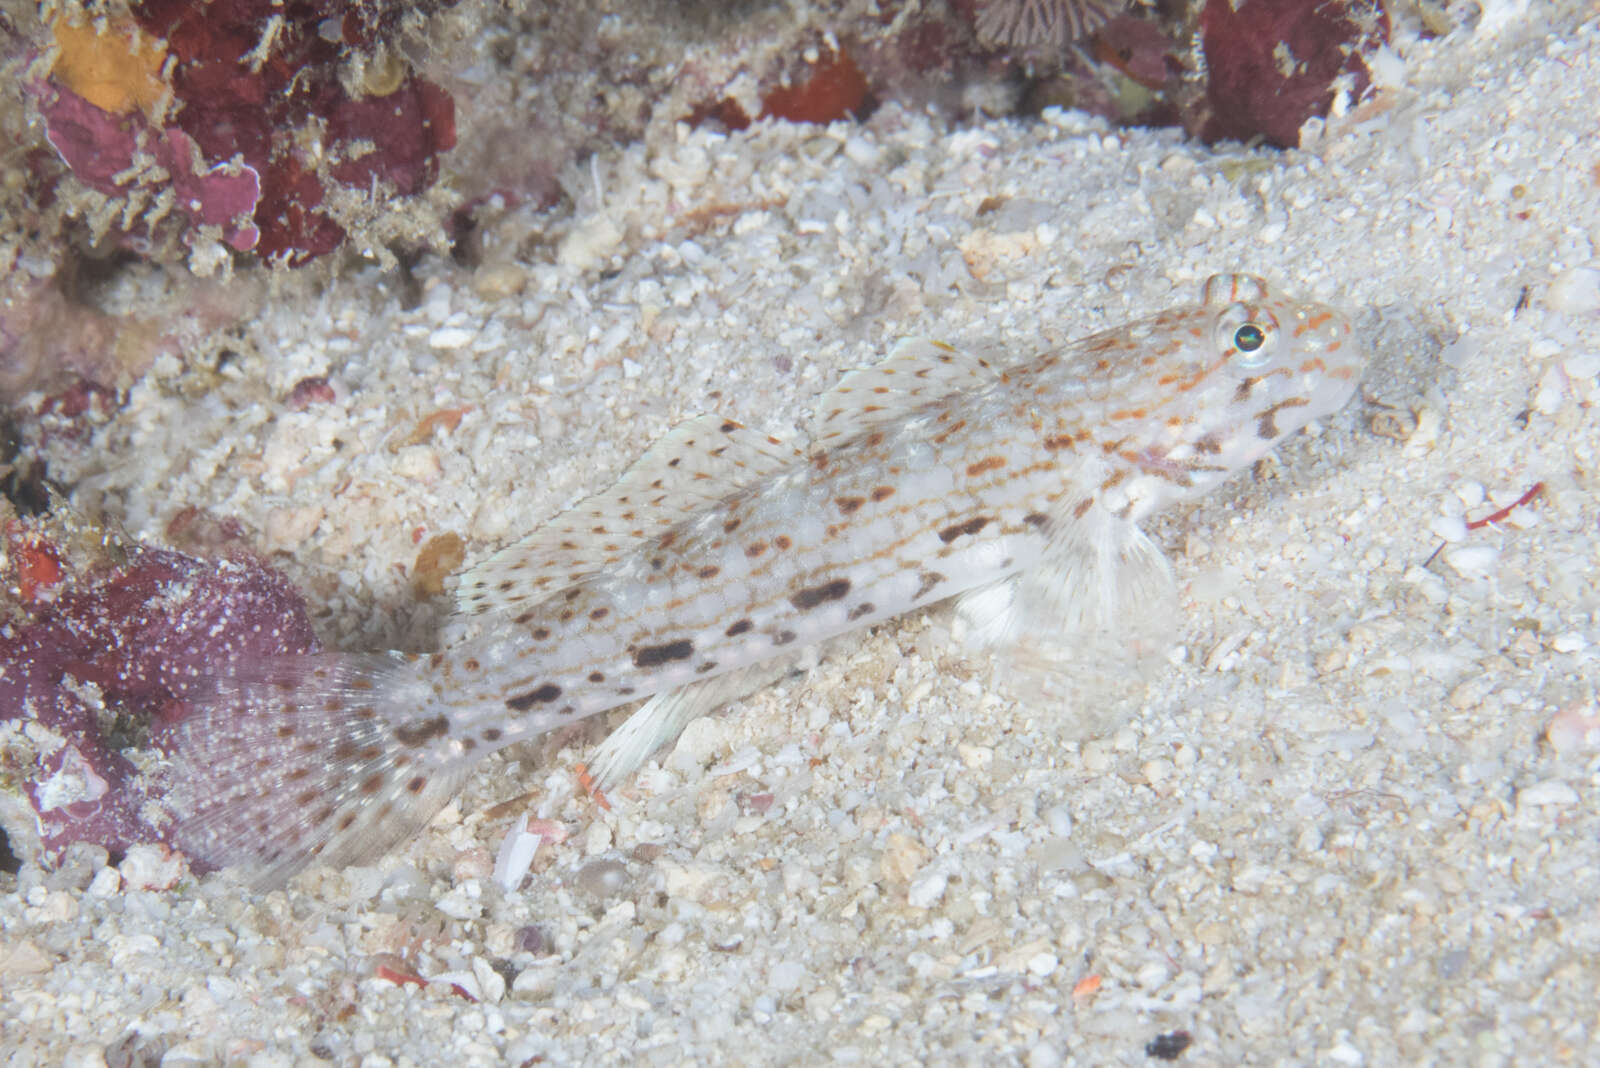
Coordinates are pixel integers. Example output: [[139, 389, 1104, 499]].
[[454, 414, 802, 616], [811, 337, 1000, 448]]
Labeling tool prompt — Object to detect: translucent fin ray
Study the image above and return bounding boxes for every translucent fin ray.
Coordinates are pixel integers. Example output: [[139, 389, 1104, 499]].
[[456, 415, 802, 616], [811, 338, 1000, 448], [169, 652, 467, 888]]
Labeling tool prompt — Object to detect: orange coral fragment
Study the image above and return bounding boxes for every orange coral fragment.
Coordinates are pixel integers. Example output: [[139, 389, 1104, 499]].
[[761, 48, 870, 124], [9, 534, 64, 604], [398, 405, 471, 449], [412, 532, 465, 597], [50, 17, 169, 119]]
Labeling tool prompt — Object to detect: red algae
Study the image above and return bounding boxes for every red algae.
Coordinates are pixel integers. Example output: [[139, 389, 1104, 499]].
[[1, 518, 318, 869], [1197, 0, 1389, 148], [35, 3, 459, 267]]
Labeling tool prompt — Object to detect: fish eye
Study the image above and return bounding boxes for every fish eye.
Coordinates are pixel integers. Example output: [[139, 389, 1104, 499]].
[[1213, 303, 1277, 366]]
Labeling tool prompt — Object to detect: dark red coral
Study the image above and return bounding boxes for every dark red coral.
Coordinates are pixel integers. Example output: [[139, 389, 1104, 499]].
[[36, 1, 460, 265], [327, 76, 457, 196], [1198, 0, 1389, 148], [1, 525, 318, 866]]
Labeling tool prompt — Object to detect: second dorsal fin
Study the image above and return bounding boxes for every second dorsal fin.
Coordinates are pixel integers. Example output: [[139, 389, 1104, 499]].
[[454, 414, 803, 616], [811, 337, 1000, 448]]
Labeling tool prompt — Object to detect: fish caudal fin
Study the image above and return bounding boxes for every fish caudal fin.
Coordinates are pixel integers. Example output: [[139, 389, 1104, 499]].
[[168, 652, 468, 888]]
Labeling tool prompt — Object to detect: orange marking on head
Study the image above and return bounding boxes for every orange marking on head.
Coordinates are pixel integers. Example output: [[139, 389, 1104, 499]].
[[1299, 357, 1327, 374], [1307, 311, 1332, 329], [1326, 341, 1342, 353], [1108, 408, 1148, 421]]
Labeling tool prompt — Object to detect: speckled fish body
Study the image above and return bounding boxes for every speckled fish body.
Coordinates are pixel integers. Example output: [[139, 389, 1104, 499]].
[[172, 274, 1366, 885]]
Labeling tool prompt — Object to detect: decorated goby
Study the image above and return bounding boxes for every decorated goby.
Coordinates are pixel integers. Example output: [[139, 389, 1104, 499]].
[[172, 273, 1366, 885]]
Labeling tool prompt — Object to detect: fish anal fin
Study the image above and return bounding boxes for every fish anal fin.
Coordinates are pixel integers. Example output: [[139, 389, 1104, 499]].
[[455, 414, 802, 616], [587, 658, 797, 789]]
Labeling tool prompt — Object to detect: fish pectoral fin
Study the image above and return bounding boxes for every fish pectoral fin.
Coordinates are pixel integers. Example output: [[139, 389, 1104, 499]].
[[586, 659, 798, 790], [957, 506, 1175, 647], [810, 336, 1001, 448], [455, 414, 802, 617], [955, 509, 1177, 723]]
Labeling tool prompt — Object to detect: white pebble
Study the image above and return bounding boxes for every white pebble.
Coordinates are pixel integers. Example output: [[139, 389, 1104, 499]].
[[1454, 481, 1486, 508], [428, 325, 476, 350], [906, 869, 949, 909], [118, 844, 185, 890], [770, 960, 808, 992], [1550, 633, 1588, 653], [1428, 515, 1468, 543], [1443, 544, 1499, 578], [1026, 952, 1059, 978], [1546, 266, 1600, 316], [493, 818, 542, 892], [1518, 780, 1579, 807]]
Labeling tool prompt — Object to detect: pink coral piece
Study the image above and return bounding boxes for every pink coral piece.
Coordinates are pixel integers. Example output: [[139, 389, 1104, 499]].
[[37, 83, 263, 251]]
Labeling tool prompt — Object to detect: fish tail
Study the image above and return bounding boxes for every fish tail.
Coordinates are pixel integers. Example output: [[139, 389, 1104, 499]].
[[168, 651, 467, 887]]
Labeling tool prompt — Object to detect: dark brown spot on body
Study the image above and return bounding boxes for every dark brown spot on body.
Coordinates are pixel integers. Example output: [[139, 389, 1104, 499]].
[[589, 671, 606, 683], [1072, 498, 1094, 519], [848, 602, 876, 621], [726, 619, 754, 637], [506, 683, 563, 711], [483, 728, 503, 742], [1023, 512, 1049, 529], [532, 626, 551, 640], [913, 571, 945, 602], [724, 517, 742, 533], [836, 496, 865, 515], [590, 607, 610, 620], [395, 716, 449, 748], [939, 516, 992, 543], [746, 541, 768, 558], [773, 630, 798, 646], [696, 661, 719, 674], [406, 776, 427, 794], [360, 774, 383, 795], [634, 639, 695, 668], [791, 578, 852, 610], [1256, 397, 1308, 440], [775, 535, 792, 551], [698, 565, 720, 579], [871, 486, 895, 502]]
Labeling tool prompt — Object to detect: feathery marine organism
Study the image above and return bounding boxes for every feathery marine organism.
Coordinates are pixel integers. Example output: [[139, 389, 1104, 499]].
[[974, 0, 1125, 50], [170, 274, 1367, 886]]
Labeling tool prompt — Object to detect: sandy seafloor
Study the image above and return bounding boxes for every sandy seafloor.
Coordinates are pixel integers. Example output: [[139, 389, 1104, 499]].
[[7, 7, 1600, 1066]]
